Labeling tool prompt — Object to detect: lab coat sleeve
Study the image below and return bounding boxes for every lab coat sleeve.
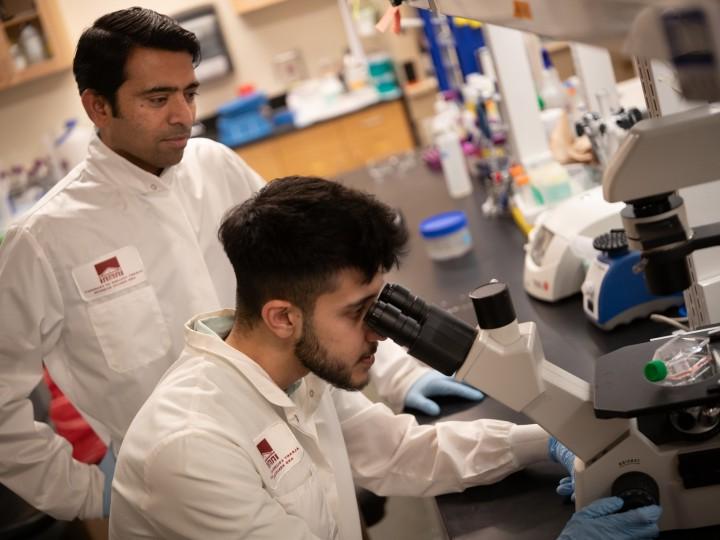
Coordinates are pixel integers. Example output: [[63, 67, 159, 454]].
[[333, 388, 550, 496], [370, 339, 433, 412], [0, 226, 104, 519], [113, 430, 322, 540]]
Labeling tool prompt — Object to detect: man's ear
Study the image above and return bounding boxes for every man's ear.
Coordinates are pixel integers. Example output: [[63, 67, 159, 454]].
[[261, 300, 302, 339], [80, 89, 113, 128]]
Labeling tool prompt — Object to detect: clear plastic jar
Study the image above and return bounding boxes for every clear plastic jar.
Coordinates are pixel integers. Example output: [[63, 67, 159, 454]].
[[419, 210, 473, 261]]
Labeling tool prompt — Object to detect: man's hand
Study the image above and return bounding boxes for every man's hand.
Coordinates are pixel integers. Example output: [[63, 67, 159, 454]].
[[404, 371, 484, 416], [98, 447, 116, 517], [558, 497, 661, 539], [548, 437, 575, 499]]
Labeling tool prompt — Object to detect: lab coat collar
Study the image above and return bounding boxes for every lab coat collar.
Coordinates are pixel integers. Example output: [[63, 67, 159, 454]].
[[84, 135, 177, 194], [183, 310, 328, 411]]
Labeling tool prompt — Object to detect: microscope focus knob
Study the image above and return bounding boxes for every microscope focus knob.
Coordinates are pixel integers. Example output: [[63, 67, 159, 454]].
[[611, 471, 660, 511], [469, 281, 516, 329]]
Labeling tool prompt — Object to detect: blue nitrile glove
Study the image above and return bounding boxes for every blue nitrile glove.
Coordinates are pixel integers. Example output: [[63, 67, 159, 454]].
[[98, 446, 116, 517], [548, 437, 575, 499], [404, 371, 484, 416], [558, 496, 661, 540]]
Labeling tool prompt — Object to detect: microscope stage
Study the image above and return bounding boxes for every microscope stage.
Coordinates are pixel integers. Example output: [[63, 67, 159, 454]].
[[594, 329, 720, 418]]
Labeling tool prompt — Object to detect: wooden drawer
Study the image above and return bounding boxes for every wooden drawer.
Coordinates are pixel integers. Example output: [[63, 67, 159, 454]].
[[232, 100, 415, 180], [338, 100, 414, 165], [276, 122, 358, 178]]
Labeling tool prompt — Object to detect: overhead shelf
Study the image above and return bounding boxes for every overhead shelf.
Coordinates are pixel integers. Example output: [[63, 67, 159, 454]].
[[407, 0, 665, 57], [408, 0, 720, 101], [1, 9, 39, 29], [233, 0, 287, 15]]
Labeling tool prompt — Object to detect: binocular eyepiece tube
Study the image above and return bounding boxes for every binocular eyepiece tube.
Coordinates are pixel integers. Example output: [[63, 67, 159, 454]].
[[365, 284, 478, 376]]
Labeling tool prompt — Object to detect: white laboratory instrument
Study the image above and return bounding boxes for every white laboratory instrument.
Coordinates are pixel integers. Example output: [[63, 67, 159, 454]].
[[523, 186, 623, 302], [366, 282, 720, 533]]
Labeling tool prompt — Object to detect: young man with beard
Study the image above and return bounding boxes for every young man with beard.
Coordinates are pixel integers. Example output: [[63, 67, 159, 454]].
[[0, 7, 480, 522], [109, 177, 660, 540]]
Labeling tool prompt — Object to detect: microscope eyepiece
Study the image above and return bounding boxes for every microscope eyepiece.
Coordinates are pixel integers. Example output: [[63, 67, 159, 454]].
[[378, 283, 429, 323], [365, 284, 479, 376], [365, 301, 421, 349]]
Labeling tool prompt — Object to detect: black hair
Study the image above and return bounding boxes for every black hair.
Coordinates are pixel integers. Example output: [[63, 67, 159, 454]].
[[218, 176, 409, 327], [73, 7, 200, 114]]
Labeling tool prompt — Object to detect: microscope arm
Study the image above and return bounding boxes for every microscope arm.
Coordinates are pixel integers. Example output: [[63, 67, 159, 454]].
[[647, 222, 720, 263], [456, 319, 630, 464], [365, 282, 631, 464]]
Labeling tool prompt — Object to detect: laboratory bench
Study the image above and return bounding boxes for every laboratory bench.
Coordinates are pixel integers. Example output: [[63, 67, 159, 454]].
[[336, 156, 720, 539]]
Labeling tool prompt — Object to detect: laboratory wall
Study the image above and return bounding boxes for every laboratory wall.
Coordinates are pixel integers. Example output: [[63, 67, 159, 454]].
[[0, 0, 350, 166]]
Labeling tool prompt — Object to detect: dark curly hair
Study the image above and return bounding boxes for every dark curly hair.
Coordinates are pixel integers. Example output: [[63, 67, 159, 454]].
[[218, 176, 409, 326]]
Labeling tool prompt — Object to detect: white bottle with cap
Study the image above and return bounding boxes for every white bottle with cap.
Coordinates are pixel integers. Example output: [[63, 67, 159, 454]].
[[435, 128, 473, 198]]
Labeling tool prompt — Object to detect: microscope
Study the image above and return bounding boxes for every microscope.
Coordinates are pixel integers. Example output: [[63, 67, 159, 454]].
[[574, 106, 644, 168], [366, 279, 720, 532], [364, 67, 720, 530], [375, 0, 720, 533]]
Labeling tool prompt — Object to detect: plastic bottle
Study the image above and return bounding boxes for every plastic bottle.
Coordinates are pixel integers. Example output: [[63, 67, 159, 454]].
[[10, 44, 27, 70], [538, 48, 566, 110], [435, 129, 473, 198], [342, 53, 368, 91], [644, 335, 716, 387], [18, 24, 46, 65]]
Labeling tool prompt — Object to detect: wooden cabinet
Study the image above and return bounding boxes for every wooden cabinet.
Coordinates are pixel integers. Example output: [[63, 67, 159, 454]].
[[275, 122, 357, 178], [0, 0, 71, 91], [233, 0, 287, 15], [236, 100, 415, 181], [234, 142, 286, 181], [338, 101, 414, 166]]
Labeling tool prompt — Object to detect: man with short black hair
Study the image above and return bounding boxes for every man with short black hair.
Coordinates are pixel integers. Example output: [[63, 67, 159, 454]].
[[0, 7, 263, 521]]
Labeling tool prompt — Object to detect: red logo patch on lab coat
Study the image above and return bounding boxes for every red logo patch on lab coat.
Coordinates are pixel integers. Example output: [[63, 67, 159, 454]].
[[257, 438, 280, 468], [254, 423, 303, 482], [94, 256, 124, 284], [72, 246, 148, 301]]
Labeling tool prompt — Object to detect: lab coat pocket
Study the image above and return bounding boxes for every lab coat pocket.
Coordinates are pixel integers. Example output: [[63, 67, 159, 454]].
[[275, 464, 338, 539], [87, 285, 172, 373]]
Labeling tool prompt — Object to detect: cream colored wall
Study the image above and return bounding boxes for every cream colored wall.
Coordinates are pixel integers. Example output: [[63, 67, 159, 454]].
[[0, 0, 349, 166]]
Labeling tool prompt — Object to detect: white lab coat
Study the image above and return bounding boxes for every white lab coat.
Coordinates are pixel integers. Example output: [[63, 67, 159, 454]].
[[109, 310, 550, 540], [0, 136, 431, 520], [0, 136, 264, 519]]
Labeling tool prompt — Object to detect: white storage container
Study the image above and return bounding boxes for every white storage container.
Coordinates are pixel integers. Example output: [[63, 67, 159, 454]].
[[419, 210, 473, 261]]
